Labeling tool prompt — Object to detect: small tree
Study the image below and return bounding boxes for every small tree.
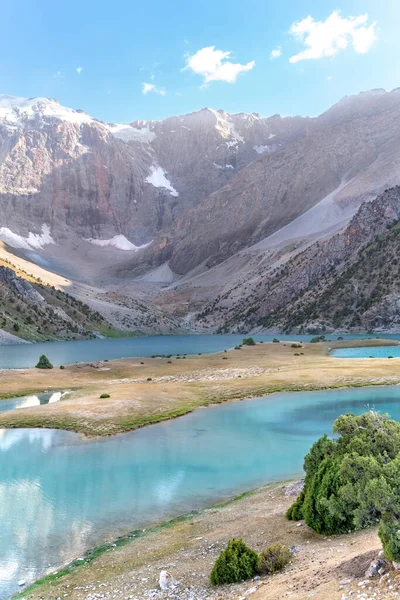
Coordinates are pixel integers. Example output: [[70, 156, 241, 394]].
[[242, 337, 256, 346], [287, 412, 400, 535], [210, 539, 258, 585], [36, 354, 53, 369], [379, 517, 400, 561]]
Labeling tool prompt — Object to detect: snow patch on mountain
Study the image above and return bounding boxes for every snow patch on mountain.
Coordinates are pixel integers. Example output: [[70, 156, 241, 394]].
[[145, 166, 179, 197], [0, 95, 93, 128], [85, 235, 150, 251], [254, 145, 271, 154], [108, 123, 156, 143], [213, 163, 234, 169], [0, 224, 54, 250]]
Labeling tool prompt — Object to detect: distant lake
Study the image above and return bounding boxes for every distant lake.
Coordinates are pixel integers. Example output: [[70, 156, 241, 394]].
[[2, 384, 400, 598], [331, 345, 400, 359], [0, 332, 388, 369]]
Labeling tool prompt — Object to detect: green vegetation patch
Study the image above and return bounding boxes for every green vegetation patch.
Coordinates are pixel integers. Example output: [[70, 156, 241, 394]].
[[287, 410, 400, 558]]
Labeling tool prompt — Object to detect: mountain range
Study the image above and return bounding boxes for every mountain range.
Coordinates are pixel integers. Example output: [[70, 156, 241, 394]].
[[1, 88, 400, 339]]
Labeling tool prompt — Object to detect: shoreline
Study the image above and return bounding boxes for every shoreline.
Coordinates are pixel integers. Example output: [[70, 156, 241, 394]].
[[13, 477, 387, 600], [14, 480, 290, 599], [1, 378, 400, 440], [7, 340, 400, 599]]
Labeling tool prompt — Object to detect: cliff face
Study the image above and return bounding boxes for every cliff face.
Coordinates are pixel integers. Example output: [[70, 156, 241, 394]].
[[0, 97, 309, 251]]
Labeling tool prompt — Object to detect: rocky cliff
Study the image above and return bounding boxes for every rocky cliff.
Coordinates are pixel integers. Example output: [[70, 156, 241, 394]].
[[193, 187, 400, 332], [0, 96, 309, 252]]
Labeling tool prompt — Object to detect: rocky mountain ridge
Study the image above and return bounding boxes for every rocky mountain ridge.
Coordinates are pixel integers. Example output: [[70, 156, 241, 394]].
[[3, 89, 400, 337], [132, 88, 400, 276], [188, 187, 400, 333], [0, 95, 308, 252]]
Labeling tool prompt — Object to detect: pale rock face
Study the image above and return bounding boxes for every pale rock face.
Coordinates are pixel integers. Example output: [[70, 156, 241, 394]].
[[159, 570, 173, 590], [0, 96, 294, 250]]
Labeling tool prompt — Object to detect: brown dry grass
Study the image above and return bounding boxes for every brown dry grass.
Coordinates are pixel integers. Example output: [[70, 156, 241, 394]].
[[1, 338, 399, 436]]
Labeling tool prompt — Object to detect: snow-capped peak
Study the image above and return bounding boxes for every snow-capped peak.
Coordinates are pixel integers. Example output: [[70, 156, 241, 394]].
[[0, 95, 94, 129]]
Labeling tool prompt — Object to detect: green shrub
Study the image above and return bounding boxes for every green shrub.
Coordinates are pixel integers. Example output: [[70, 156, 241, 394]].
[[258, 545, 292, 575], [291, 344, 302, 348], [337, 336, 344, 341], [272, 338, 280, 343], [287, 412, 400, 535], [36, 354, 53, 369], [59, 365, 65, 370], [100, 393, 110, 399], [379, 517, 400, 561], [234, 346, 242, 350], [242, 337, 256, 346], [210, 539, 258, 585], [389, 356, 394, 359], [310, 335, 327, 343], [147, 377, 152, 381]]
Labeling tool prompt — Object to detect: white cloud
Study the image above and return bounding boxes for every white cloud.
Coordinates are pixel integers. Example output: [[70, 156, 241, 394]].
[[270, 47, 282, 60], [76, 67, 83, 74], [327, 75, 333, 80], [183, 46, 255, 84], [142, 82, 166, 96], [289, 11, 377, 63]]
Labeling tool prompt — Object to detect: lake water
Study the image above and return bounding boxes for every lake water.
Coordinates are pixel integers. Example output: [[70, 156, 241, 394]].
[[331, 345, 400, 359], [0, 333, 388, 369], [2, 384, 400, 599], [0, 392, 64, 413]]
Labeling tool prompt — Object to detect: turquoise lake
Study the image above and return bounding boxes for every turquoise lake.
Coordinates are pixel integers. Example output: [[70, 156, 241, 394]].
[[332, 345, 400, 358], [0, 332, 389, 369], [2, 384, 400, 599]]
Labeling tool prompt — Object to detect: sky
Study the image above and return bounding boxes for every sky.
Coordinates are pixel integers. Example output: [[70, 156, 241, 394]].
[[1, 0, 400, 123]]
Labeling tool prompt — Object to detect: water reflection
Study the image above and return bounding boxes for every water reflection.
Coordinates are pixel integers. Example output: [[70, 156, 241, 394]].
[[0, 392, 66, 414], [1, 385, 400, 599]]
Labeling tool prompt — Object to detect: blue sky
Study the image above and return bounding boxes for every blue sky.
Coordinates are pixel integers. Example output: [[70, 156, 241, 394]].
[[1, 0, 400, 123]]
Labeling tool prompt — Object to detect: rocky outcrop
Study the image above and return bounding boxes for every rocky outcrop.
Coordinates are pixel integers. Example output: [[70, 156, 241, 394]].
[[0, 266, 44, 304], [199, 187, 400, 332]]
